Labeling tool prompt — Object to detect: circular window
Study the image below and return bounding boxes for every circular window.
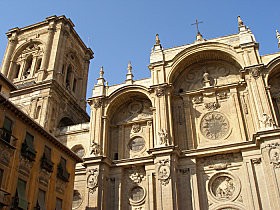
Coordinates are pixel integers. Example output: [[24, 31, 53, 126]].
[[71, 145, 85, 158], [130, 186, 144, 202], [72, 190, 82, 209], [129, 137, 145, 152]]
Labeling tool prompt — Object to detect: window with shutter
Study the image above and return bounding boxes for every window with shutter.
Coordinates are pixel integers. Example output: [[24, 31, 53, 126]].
[[21, 132, 36, 161], [1, 117, 13, 143], [55, 198, 62, 210], [38, 189, 46, 210], [16, 179, 28, 210]]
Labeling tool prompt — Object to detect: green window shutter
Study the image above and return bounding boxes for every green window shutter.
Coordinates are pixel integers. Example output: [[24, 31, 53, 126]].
[[44, 146, 51, 160], [25, 133, 34, 148], [38, 189, 46, 210], [56, 198, 62, 210], [3, 117, 12, 132], [17, 179, 28, 210]]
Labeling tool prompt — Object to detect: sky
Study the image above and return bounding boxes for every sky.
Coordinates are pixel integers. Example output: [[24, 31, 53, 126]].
[[0, 0, 280, 112]]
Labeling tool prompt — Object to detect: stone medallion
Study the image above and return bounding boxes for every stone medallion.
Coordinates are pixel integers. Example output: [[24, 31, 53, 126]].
[[208, 172, 241, 202], [200, 112, 230, 140], [129, 186, 146, 205]]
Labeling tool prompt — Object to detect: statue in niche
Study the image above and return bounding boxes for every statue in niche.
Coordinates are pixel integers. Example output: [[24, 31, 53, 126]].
[[158, 129, 169, 146]]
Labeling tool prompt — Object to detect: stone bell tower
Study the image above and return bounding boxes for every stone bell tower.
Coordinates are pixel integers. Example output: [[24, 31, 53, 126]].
[[0, 15, 94, 133]]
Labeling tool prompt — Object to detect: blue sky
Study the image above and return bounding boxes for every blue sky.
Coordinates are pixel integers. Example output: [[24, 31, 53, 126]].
[[1, 0, 280, 111]]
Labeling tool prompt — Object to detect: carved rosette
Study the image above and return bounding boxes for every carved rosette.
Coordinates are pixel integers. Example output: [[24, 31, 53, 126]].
[[87, 168, 99, 193], [157, 159, 171, 186], [208, 172, 241, 202], [200, 111, 230, 140], [264, 142, 280, 168]]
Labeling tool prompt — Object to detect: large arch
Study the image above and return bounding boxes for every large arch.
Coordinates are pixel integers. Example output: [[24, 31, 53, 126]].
[[104, 86, 154, 160], [168, 42, 244, 84]]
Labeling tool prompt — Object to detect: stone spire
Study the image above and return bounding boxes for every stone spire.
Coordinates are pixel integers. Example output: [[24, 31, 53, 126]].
[[153, 33, 162, 51], [125, 61, 134, 84], [276, 30, 280, 48]]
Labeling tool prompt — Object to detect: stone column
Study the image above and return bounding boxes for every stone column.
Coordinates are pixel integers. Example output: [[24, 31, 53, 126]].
[[1, 29, 18, 76], [145, 165, 155, 210], [246, 66, 275, 131], [189, 159, 201, 210], [154, 85, 173, 147], [37, 20, 56, 81]]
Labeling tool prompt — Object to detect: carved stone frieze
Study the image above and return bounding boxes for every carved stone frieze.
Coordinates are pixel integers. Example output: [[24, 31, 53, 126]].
[[216, 91, 228, 100], [197, 153, 242, 170], [87, 168, 99, 193], [204, 101, 220, 111], [192, 95, 203, 104], [200, 111, 230, 140], [259, 113, 277, 130]]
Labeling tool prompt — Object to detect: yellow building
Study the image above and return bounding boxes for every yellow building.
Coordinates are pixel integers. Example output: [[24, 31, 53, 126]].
[[0, 73, 82, 209]]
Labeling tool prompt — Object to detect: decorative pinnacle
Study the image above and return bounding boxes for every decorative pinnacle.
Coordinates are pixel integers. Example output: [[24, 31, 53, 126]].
[[127, 61, 132, 72], [126, 61, 134, 84], [155, 34, 160, 45], [99, 66, 104, 78], [237, 16, 244, 27], [276, 30, 280, 48]]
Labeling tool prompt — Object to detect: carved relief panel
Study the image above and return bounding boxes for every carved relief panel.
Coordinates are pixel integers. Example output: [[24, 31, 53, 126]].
[[172, 60, 250, 149], [197, 153, 245, 209], [109, 98, 153, 159]]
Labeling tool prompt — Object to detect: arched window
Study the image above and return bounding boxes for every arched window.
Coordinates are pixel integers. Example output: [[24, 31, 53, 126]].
[[34, 106, 41, 119], [14, 64, 21, 79], [65, 65, 72, 89], [58, 117, 75, 128], [35, 58, 42, 73], [23, 55, 33, 79]]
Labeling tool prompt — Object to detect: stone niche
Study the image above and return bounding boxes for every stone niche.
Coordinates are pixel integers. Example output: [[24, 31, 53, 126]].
[[109, 98, 153, 160]]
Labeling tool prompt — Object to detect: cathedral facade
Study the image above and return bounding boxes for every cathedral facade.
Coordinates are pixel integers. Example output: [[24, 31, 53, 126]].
[[1, 16, 280, 210]]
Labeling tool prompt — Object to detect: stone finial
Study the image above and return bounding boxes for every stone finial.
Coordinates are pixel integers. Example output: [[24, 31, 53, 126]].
[[196, 31, 205, 42], [125, 61, 134, 84], [237, 16, 244, 27], [99, 66, 104, 78], [153, 33, 162, 51], [155, 34, 160, 45], [276, 30, 280, 48]]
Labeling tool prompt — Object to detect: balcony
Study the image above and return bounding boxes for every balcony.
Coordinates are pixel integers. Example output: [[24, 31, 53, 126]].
[[41, 155, 54, 172], [21, 142, 37, 161], [0, 128, 17, 147], [57, 164, 70, 182]]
